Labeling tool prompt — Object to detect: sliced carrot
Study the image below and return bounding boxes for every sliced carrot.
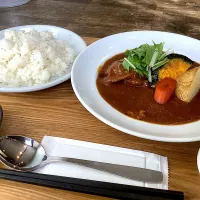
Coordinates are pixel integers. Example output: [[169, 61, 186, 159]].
[[154, 77, 177, 104]]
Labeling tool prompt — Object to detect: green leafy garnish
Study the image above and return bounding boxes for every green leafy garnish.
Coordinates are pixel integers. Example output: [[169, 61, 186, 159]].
[[122, 42, 172, 84]]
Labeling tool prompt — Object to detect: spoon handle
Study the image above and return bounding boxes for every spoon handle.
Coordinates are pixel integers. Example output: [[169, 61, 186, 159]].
[[46, 156, 163, 183]]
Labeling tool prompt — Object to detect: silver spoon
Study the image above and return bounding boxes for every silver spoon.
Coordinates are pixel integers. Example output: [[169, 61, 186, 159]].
[[0, 135, 163, 183]]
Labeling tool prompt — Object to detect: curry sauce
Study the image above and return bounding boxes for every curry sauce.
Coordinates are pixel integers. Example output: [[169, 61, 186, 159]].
[[96, 53, 200, 125]]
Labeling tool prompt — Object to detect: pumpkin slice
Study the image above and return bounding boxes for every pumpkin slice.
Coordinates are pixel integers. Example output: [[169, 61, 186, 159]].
[[175, 67, 200, 102], [159, 58, 191, 80]]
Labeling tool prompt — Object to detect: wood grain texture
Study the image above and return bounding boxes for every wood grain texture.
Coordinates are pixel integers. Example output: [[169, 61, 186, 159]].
[[1, 0, 200, 39], [0, 1, 200, 200]]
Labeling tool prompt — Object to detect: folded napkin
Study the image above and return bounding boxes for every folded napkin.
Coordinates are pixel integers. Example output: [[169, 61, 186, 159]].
[[36, 136, 168, 189]]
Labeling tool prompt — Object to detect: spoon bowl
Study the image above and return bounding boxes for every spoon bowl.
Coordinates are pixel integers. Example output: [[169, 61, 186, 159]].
[[0, 136, 46, 170]]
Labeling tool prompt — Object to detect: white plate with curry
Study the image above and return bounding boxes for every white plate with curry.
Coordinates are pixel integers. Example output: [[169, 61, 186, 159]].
[[71, 31, 200, 142]]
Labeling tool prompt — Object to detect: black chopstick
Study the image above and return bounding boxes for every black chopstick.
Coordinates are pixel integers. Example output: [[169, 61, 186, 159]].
[[0, 169, 184, 200]]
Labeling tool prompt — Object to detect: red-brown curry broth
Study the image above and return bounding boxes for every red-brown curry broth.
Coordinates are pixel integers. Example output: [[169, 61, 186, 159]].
[[96, 53, 200, 125]]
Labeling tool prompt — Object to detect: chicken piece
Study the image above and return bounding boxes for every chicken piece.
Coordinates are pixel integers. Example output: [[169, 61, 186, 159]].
[[124, 78, 149, 87], [104, 61, 132, 82], [124, 70, 149, 87]]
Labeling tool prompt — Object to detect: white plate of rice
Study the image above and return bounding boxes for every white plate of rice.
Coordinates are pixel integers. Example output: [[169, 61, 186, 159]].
[[0, 25, 87, 92]]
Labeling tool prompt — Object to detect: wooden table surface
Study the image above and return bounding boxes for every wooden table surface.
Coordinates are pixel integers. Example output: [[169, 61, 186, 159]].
[[0, 0, 200, 200]]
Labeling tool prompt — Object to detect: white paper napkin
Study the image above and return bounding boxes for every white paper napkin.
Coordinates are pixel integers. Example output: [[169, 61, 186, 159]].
[[36, 136, 168, 189]]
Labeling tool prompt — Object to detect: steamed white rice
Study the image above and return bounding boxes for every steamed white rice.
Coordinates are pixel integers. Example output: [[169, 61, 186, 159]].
[[0, 29, 76, 87]]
